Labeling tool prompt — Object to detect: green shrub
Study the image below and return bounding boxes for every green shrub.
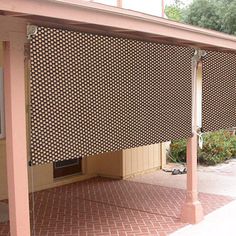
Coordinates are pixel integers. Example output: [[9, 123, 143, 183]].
[[169, 139, 187, 163], [229, 133, 236, 157], [169, 130, 236, 165], [198, 130, 233, 165]]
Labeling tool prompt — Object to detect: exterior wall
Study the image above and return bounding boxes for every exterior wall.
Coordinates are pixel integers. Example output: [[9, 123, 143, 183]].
[[0, 42, 3, 65], [0, 20, 166, 200], [27, 161, 96, 193], [122, 144, 162, 178], [0, 141, 164, 200], [161, 142, 168, 167], [0, 139, 8, 200], [95, 151, 123, 178]]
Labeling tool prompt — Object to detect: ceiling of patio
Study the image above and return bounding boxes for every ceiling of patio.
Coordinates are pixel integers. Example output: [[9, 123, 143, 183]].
[[1, 0, 236, 53]]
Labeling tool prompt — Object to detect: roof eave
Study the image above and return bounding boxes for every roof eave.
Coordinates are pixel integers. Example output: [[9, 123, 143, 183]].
[[1, 0, 236, 52]]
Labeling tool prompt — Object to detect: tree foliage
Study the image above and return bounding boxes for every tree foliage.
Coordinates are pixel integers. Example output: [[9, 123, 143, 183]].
[[165, 0, 236, 35], [165, 0, 184, 21], [183, 0, 222, 31], [222, 1, 236, 34]]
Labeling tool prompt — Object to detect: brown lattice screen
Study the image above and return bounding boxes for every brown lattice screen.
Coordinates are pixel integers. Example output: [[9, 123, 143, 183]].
[[202, 50, 236, 132], [29, 26, 193, 165]]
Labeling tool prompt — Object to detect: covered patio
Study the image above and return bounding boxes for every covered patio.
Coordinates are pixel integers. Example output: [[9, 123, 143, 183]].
[[0, 1, 236, 236]]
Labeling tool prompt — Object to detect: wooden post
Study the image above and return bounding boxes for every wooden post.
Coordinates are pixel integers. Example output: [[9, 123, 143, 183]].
[[4, 33, 31, 235], [180, 50, 204, 224], [162, 0, 165, 17], [117, 0, 122, 8]]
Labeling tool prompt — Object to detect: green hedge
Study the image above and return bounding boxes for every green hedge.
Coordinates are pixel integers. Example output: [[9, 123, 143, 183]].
[[169, 130, 236, 165]]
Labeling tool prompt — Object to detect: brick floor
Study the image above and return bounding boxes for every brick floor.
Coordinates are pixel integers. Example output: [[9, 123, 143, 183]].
[[0, 177, 233, 236]]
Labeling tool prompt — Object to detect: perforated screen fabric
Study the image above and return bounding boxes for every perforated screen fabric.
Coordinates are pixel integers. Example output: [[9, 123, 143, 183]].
[[29, 26, 193, 165], [202, 50, 236, 132]]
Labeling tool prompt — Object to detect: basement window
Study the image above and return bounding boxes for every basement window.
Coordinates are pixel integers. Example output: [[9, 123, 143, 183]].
[[53, 158, 82, 178]]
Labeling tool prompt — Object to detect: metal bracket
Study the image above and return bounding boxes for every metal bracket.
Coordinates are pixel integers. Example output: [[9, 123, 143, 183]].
[[192, 49, 207, 63], [27, 25, 38, 40], [28, 160, 33, 167]]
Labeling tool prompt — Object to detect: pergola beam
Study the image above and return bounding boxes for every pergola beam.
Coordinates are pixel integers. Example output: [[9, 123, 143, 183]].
[[0, 0, 236, 52]]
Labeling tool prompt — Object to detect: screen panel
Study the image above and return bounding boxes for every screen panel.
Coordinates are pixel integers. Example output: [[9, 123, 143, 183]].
[[202, 50, 236, 132], [29, 26, 193, 165]]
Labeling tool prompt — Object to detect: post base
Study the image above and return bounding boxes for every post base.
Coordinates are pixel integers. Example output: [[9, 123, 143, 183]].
[[180, 200, 204, 224]]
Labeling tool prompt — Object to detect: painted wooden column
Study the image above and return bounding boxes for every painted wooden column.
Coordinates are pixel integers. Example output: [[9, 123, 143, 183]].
[[4, 33, 31, 236], [162, 0, 165, 17], [117, 0, 122, 8], [181, 49, 204, 224]]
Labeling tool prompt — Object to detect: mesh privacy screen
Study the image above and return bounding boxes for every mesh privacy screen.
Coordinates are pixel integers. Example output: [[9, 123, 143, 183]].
[[29, 26, 193, 165], [202, 50, 236, 132]]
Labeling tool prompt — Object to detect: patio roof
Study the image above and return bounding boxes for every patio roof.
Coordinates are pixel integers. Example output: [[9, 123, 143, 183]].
[[1, 0, 236, 52]]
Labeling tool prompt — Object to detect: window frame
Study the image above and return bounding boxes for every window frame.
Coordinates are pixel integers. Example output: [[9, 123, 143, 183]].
[[53, 158, 82, 178]]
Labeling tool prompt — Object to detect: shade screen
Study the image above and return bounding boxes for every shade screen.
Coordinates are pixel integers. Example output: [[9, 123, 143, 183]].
[[202, 50, 236, 132], [29, 26, 193, 165]]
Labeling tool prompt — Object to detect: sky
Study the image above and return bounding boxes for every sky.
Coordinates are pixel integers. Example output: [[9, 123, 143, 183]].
[[166, 0, 193, 5], [91, 0, 193, 17]]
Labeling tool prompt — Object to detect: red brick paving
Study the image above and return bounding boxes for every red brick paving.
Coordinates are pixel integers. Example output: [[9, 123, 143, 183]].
[[0, 177, 233, 236]]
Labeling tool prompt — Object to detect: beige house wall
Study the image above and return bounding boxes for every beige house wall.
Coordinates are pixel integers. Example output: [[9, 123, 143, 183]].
[[0, 38, 167, 200], [93, 151, 123, 178], [123, 144, 161, 178], [0, 141, 165, 200], [0, 42, 3, 65], [0, 140, 8, 200]]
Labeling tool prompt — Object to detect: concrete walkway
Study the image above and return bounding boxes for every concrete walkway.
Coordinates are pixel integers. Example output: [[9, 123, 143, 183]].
[[170, 200, 236, 236], [130, 159, 236, 198], [130, 159, 236, 236]]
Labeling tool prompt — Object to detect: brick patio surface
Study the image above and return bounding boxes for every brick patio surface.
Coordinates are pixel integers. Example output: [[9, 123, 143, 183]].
[[0, 177, 233, 236]]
